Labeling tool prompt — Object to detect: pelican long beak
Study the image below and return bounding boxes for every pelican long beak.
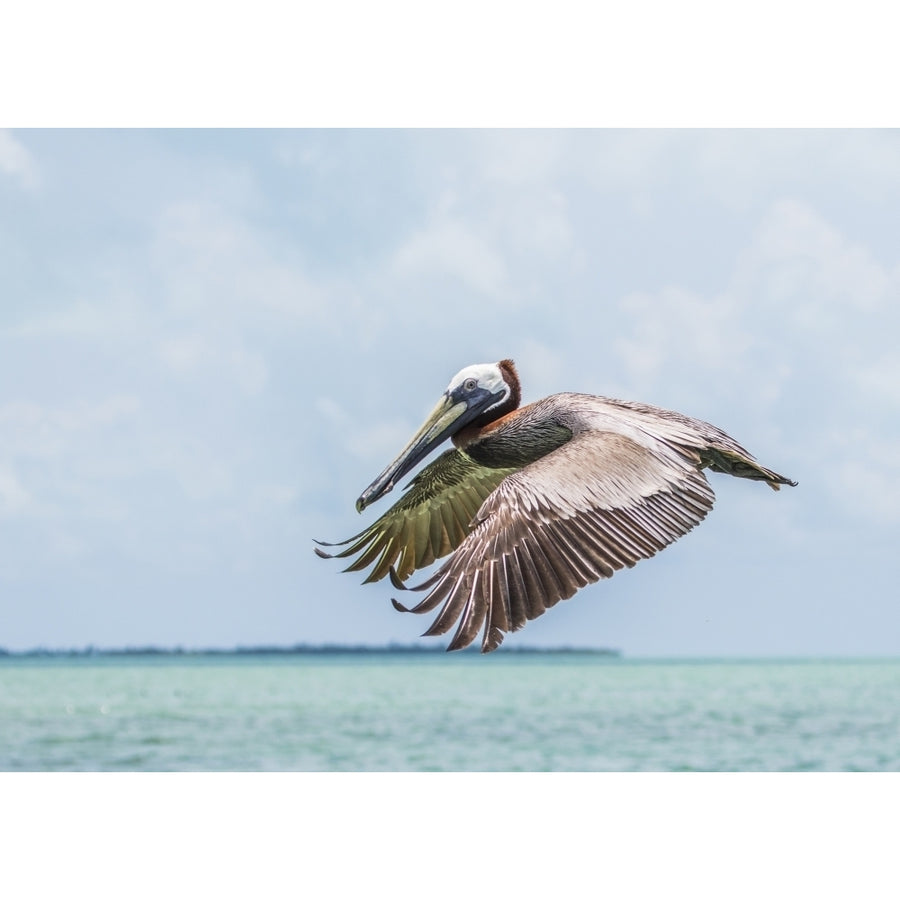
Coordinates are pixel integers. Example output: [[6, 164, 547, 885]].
[[356, 393, 467, 512]]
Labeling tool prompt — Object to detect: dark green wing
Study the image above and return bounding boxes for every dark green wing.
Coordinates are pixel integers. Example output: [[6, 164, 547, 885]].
[[315, 449, 519, 583]]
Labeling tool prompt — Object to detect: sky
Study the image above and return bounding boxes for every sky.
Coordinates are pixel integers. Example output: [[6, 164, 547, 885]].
[[1, 128, 899, 655]]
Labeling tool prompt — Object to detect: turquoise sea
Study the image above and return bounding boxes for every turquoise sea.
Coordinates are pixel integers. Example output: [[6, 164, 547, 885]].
[[2, 653, 899, 771]]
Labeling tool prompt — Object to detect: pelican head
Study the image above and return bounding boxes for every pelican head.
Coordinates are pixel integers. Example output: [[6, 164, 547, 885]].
[[356, 359, 520, 512]]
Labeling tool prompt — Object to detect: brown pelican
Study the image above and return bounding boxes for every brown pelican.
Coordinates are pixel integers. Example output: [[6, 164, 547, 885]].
[[316, 360, 796, 653]]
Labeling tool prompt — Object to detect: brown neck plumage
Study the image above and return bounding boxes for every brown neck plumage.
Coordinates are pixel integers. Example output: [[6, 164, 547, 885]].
[[498, 359, 521, 411]]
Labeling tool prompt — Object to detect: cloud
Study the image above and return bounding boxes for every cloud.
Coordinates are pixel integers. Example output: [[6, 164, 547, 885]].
[[0, 393, 143, 570], [854, 356, 900, 407], [0, 130, 39, 188], [392, 216, 509, 299], [511, 338, 567, 394], [159, 334, 268, 396], [736, 198, 891, 315], [605, 197, 900, 528], [0, 395, 140, 462], [6, 297, 144, 339], [159, 334, 209, 372], [3, 129, 900, 653], [152, 200, 328, 324], [830, 434, 900, 525], [461, 130, 567, 186], [614, 285, 747, 393], [0, 464, 31, 516]]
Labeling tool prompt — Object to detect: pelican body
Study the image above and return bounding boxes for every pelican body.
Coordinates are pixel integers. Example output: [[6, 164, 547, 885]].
[[316, 360, 796, 653]]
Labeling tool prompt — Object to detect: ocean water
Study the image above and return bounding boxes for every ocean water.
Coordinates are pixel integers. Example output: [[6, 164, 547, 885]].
[[1, 654, 899, 771]]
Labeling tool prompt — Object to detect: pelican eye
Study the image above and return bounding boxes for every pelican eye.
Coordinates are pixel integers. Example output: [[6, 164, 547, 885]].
[[463, 378, 478, 392]]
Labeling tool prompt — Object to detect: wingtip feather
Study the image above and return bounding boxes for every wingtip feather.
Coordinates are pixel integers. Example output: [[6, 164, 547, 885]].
[[388, 567, 407, 590], [481, 627, 505, 654]]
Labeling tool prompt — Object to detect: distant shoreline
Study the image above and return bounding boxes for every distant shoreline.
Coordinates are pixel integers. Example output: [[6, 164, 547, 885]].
[[0, 644, 621, 658]]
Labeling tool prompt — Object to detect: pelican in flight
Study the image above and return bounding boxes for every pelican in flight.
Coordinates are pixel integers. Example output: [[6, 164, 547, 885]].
[[316, 360, 796, 653]]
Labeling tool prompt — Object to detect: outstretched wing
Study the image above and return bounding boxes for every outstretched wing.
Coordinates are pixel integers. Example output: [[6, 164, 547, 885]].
[[392, 431, 716, 652], [315, 448, 519, 583]]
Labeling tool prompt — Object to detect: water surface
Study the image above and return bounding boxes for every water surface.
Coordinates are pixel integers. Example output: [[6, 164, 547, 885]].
[[2, 654, 898, 771]]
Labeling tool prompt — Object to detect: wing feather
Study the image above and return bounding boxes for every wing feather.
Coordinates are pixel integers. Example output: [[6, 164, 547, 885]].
[[505, 551, 530, 631], [516, 539, 548, 620], [488, 556, 510, 636], [395, 431, 716, 652], [314, 448, 517, 583]]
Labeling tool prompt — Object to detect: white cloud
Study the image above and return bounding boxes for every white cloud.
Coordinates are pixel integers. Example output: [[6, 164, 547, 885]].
[[464, 130, 567, 186], [610, 198, 898, 402], [5, 296, 145, 340], [159, 334, 209, 372], [574, 130, 900, 214], [159, 335, 268, 396], [855, 357, 900, 408], [491, 188, 574, 262], [0, 396, 140, 462], [392, 217, 509, 299], [512, 338, 566, 396], [315, 397, 351, 428], [605, 197, 900, 527], [0, 395, 142, 544], [0, 130, 39, 188], [830, 436, 900, 525], [153, 200, 329, 323], [346, 419, 415, 467], [694, 130, 900, 210], [737, 198, 891, 316], [614, 285, 747, 393], [229, 346, 268, 396], [0, 464, 31, 515]]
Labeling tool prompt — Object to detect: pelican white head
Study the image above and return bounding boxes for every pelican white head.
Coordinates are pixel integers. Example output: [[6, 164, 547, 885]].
[[444, 361, 517, 416], [355, 359, 520, 512]]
